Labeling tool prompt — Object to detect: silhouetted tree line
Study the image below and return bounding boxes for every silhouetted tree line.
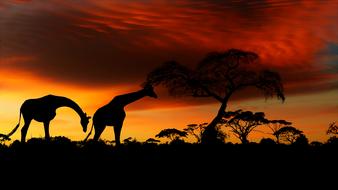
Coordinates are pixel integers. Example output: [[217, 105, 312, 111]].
[[0, 125, 336, 169], [153, 112, 335, 146]]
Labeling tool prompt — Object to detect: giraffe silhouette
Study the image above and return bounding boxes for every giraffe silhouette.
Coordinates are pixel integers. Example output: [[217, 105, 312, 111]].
[[6, 94, 91, 142], [84, 84, 157, 145]]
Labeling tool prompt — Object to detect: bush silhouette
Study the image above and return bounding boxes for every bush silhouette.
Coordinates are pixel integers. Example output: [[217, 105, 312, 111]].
[[327, 136, 338, 145], [293, 134, 309, 146], [145, 138, 160, 144], [260, 138, 276, 145], [310, 141, 323, 147]]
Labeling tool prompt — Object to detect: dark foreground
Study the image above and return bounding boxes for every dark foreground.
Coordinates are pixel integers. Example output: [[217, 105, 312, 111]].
[[0, 137, 337, 188]]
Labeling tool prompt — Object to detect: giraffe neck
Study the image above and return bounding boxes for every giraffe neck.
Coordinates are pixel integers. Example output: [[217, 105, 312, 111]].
[[110, 89, 147, 107], [54, 96, 85, 119]]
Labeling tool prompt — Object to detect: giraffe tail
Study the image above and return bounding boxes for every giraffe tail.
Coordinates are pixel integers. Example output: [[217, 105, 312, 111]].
[[83, 123, 94, 142], [7, 111, 22, 137]]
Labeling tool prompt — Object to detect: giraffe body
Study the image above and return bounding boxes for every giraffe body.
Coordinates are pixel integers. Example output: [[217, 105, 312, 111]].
[[8, 95, 91, 142], [86, 85, 157, 145], [21, 96, 59, 122], [93, 104, 126, 127]]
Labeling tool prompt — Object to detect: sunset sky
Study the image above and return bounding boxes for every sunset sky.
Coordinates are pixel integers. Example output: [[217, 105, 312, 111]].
[[0, 0, 337, 143]]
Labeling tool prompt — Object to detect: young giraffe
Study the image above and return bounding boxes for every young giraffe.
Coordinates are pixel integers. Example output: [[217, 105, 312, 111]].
[[6, 95, 91, 142], [84, 85, 157, 145]]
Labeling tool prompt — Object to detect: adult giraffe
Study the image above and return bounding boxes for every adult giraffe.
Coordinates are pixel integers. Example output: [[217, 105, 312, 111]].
[[6, 94, 91, 142], [84, 84, 157, 145]]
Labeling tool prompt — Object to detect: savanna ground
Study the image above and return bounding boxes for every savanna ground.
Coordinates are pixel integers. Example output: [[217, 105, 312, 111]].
[[0, 137, 337, 188]]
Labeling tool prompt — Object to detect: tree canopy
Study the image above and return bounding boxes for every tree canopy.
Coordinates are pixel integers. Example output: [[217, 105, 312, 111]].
[[274, 126, 303, 144], [146, 49, 284, 102], [221, 110, 268, 144], [155, 128, 187, 143], [266, 119, 292, 143]]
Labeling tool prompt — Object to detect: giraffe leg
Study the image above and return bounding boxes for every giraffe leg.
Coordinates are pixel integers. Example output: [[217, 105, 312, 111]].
[[114, 124, 123, 146], [93, 123, 106, 141], [44, 121, 51, 141], [21, 117, 32, 143]]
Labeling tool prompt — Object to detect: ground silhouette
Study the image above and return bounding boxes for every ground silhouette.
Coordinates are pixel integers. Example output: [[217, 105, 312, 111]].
[[84, 84, 157, 145], [3, 95, 90, 142], [0, 136, 337, 188]]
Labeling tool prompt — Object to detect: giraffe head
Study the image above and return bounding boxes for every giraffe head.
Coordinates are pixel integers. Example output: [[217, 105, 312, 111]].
[[144, 84, 158, 98], [81, 113, 91, 132]]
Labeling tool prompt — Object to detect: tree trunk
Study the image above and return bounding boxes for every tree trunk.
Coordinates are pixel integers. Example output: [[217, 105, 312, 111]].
[[275, 135, 280, 144], [201, 96, 230, 144], [240, 136, 249, 144]]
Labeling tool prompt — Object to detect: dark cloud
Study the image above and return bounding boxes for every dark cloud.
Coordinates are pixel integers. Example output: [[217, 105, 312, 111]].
[[0, 1, 207, 86], [0, 0, 337, 97]]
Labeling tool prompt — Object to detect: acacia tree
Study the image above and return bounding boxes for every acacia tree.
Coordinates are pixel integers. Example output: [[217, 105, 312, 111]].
[[221, 110, 268, 144], [184, 123, 227, 144], [184, 123, 207, 143], [155, 128, 187, 143], [146, 49, 285, 144], [274, 126, 303, 144], [266, 120, 292, 143]]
